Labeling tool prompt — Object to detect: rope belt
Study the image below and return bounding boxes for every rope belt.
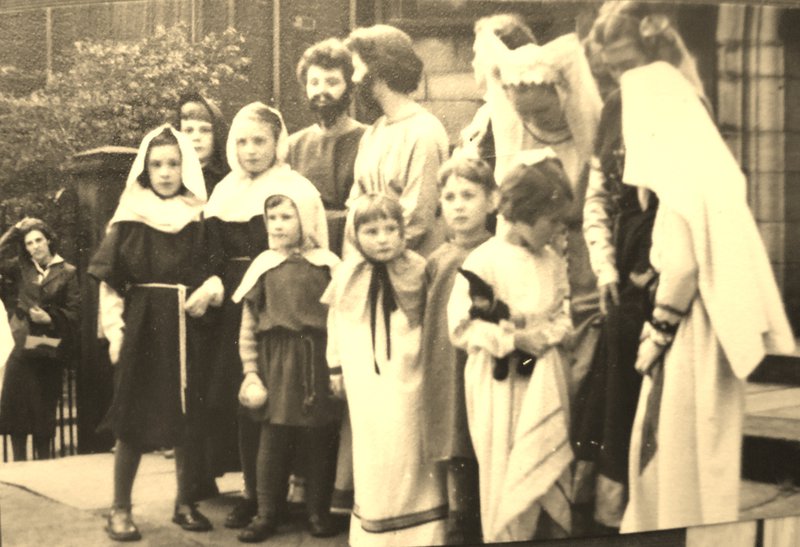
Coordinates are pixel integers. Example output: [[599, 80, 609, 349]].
[[132, 283, 189, 414]]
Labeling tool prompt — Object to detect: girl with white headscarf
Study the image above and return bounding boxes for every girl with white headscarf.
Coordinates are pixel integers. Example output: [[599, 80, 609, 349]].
[[203, 102, 327, 528], [89, 124, 223, 540], [324, 194, 447, 547]]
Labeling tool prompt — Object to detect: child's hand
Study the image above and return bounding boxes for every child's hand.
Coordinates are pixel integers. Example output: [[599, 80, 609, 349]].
[[514, 329, 550, 356], [185, 289, 211, 318], [108, 335, 123, 365], [239, 372, 268, 408], [330, 374, 346, 400], [467, 320, 514, 358]]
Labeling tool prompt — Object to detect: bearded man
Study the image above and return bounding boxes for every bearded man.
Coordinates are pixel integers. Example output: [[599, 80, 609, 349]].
[[287, 38, 366, 256]]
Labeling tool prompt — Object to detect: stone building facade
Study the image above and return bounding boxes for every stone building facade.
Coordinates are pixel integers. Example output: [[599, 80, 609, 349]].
[[0, 0, 798, 331]]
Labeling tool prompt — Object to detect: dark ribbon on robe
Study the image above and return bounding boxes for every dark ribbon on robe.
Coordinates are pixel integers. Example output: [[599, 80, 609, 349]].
[[367, 261, 397, 374], [639, 357, 665, 474]]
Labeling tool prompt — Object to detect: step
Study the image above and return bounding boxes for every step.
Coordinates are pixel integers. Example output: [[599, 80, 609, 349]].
[[744, 383, 800, 442]]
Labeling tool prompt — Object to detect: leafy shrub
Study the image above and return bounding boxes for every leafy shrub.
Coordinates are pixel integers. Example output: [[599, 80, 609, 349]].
[[0, 24, 250, 197]]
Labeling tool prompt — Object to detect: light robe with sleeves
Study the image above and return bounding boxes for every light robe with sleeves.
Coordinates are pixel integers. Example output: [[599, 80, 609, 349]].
[[323, 250, 447, 547], [619, 61, 795, 532], [448, 237, 574, 541], [346, 104, 449, 258]]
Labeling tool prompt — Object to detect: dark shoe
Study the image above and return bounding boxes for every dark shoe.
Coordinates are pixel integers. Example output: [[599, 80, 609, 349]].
[[308, 513, 337, 538], [225, 497, 258, 529], [172, 503, 213, 532], [105, 507, 141, 542], [237, 516, 276, 543]]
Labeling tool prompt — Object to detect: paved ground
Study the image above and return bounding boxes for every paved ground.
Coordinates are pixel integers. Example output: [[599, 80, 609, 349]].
[[0, 452, 350, 547], [1, 452, 799, 546]]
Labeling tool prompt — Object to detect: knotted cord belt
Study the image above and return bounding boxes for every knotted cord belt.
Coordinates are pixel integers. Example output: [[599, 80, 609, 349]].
[[132, 283, 189, 414]]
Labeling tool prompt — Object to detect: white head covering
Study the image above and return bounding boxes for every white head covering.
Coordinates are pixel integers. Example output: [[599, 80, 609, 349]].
[[621, 61, 795, 377], [231, 181, 339, 303], [205, 102, 313, 223], [476, 30, 601, 189], [497, 33, 602, 173], [108, 124, 206, 233]]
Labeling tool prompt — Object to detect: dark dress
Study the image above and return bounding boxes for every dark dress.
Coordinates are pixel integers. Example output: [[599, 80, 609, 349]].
[[0, 256, 79, 437], [241, 255, 339, 426], [88, 221, 215, 450], [204, 215, 268, 472], [572, 91, 658, 486]]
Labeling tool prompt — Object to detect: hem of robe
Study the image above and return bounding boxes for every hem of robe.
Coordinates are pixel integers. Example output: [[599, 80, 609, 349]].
[[353, 504, 448, 533]]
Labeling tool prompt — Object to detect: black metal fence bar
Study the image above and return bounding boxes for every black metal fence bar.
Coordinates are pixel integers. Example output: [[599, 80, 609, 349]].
[[1, 366, 77, 463]]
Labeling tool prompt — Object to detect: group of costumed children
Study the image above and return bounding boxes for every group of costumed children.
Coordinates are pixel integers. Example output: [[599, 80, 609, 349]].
[[90, 95, 584, 546]]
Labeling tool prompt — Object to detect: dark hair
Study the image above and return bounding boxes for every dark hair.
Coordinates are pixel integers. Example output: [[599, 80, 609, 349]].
[[296, 38, 355, 90], [242, 104, 284, 141], [264, 194, 293, 210], [352, 194, 405, 238], [589, 2, 683, 67], [177, 92, 229, 173], [474, 13, 537, 50], [498, 158, 573, 224], [345, 25, 423, 94], [137, 128, 184, 192], [437, 156, 496, 194], [17, 218, 58, 260]]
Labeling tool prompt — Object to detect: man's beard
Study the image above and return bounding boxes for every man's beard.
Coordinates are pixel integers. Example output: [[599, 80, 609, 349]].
[[354, 73, 382, 115], [309, 89, 351, 128]]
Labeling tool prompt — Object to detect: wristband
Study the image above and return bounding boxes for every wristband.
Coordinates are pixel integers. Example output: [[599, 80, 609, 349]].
[[645, 321, 675, 347], [649, 318, 679, 336]]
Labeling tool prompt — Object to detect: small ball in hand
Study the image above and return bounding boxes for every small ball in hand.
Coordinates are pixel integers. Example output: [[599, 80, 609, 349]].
[[242, 382, 267, 409]]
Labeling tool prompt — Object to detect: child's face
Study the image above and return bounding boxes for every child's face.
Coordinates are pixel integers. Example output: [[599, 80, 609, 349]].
[[266, 199, 302, 252], [147, 144, 183, 198], [506, 213, 564, 254], [441, 175, 493, 237], [236, 119, 277, 177], [180, 118, 214, 167], [356, 217, 403, 262]]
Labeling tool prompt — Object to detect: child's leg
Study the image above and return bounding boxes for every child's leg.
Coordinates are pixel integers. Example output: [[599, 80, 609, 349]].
[[239, 415, 260, 500], [10, 434, 27, 461], [447, 457, 482, 544], [301, 424, 338, 520], [174, 443, 194, 505], [256, 423, 294, 520], [172, 442, 213, 531], [331, 409, 354, 513], [113, 439, 142, 509]]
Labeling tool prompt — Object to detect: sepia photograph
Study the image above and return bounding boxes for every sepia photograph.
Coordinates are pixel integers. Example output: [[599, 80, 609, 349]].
[[0, 0, 799, 545]]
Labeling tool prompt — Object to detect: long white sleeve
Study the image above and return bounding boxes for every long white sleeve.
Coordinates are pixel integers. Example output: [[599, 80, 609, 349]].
[[98, 281, 125, 364], [239, 303, 259, 375], [583, 157, 618, 287]]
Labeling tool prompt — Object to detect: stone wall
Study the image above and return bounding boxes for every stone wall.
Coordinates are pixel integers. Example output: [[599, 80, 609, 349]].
[[412, 34, 483, 145], [717, 4, 800, 331]]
